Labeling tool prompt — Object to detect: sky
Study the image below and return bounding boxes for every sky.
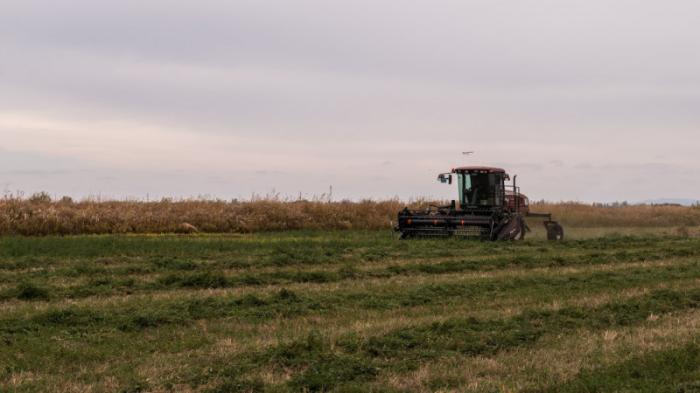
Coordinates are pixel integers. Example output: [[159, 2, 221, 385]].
[[1, 0, 699, 203]]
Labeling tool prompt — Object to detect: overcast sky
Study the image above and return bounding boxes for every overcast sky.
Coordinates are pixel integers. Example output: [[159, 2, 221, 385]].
[[1, 0, 699, 202]]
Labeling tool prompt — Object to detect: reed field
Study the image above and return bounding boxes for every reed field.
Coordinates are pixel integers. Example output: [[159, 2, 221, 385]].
[[2, 230, 700, 392], [1, 193, 699, 235]]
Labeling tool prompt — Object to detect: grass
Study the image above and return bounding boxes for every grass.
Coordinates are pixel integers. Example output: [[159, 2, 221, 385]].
[[1, 230, 700, 392], [534, 343, 700, 393]]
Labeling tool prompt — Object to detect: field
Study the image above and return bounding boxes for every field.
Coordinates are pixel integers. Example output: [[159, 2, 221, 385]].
[[2, 229, 700, 392]]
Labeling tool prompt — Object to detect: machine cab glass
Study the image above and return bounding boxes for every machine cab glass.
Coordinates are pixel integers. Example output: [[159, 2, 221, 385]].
[[456, 171, 504, 207]]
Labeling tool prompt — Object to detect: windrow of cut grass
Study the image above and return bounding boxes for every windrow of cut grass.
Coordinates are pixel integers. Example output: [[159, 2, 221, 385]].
[[2, 232, 700, 392], [1, 234, 697, 304], [532, 343, 700, 393], [188, 287, 700, 392], [5, 274, 698, 393], [377, 306, 700, 392], [7, 277, 699, 393], [2, 250, 698, 304], [2, 256, 698, 336], [2, 194, 700, 235]]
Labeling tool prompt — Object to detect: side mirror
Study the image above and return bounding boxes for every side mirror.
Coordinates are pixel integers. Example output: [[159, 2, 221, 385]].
[[437, 174, 452, 184]]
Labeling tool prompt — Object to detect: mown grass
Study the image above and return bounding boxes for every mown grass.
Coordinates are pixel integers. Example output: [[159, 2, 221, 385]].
[[1, 231, 700, 392], [183, 287, 700, 392], [534, 343, 700, 393]]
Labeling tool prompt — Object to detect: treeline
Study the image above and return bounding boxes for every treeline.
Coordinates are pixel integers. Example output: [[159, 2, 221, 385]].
[[0, 193, 699, 235]]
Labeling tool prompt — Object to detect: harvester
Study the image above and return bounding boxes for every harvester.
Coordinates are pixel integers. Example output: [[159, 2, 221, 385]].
[[396, 166, 564, 240]]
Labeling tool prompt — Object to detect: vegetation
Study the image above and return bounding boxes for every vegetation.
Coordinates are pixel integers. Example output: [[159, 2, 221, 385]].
[[2, 231, 700, 392], [1, 193, 700, 235]]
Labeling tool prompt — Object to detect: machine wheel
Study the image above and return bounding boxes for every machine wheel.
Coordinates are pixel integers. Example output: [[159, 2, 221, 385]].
[[497, 216, 526, 241], [546, 222, 564, 241]]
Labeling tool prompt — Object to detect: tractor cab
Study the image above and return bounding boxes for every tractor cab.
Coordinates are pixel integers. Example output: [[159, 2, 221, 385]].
[[438, 167, 529, 213], [438, 167, 516, 211], [450, 167, 507, 209]]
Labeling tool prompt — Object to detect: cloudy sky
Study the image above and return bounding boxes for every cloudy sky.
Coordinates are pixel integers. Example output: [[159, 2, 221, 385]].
[[1, 0, 699, 202]]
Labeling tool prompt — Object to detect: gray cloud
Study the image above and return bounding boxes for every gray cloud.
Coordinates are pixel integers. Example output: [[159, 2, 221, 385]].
[[1, 0, 699, 202]]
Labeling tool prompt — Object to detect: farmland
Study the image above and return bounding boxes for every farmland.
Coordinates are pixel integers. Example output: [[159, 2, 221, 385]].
[[2, 230, 700, 392]]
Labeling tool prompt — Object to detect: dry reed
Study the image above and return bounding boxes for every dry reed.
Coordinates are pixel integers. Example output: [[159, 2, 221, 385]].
[[0, 193, 698, 235]]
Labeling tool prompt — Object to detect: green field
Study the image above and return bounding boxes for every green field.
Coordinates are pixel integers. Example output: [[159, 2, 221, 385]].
[[2, 231, 700, 392]]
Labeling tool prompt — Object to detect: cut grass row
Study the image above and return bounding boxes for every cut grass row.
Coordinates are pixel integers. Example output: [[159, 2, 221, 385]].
[[381, 307, 700, 392], [186, 286, 700, 392], [0, 255, 691, 303], [3, 237, 697, 277], [3, 232, 700, 392], [2, 238, 699, 303], [5, 276, 699, 393], [3, 259, 699, 337], [6, 251, 697, 380], [0, 232, 691, 265], [533, 342, 700, 393], [7, 278, 698, 393]]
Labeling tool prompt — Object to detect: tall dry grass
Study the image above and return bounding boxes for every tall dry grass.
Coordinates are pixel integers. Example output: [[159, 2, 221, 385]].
[[530, 201, 700, 228], [0, 193, 698, 235], [0, 194, 411, 235]]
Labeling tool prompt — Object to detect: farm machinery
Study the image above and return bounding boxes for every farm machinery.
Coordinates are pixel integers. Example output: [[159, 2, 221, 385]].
[[396, 166, 564, 240]]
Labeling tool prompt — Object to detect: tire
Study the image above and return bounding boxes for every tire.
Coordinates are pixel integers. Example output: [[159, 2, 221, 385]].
[[546, 223, 564, 241], [497, 216, 525, 241]]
